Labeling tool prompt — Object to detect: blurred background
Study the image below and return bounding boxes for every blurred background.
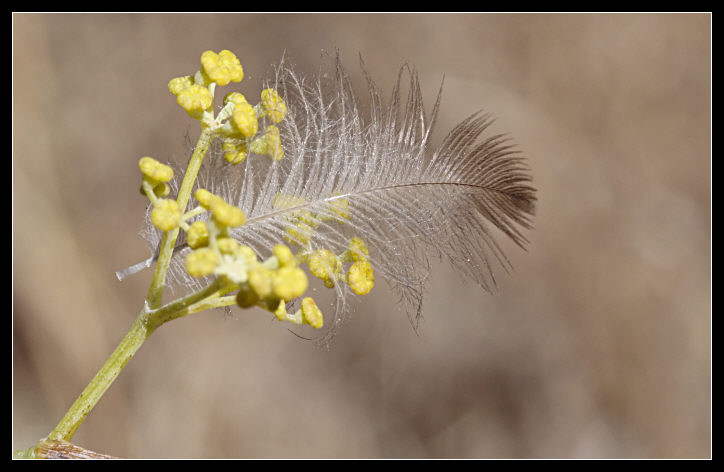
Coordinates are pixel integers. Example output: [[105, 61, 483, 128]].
[[12, 13, 710, 458]]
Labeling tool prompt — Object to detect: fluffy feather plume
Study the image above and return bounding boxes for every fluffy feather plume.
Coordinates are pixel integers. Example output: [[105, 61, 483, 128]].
[[130, 53, 536, 346]]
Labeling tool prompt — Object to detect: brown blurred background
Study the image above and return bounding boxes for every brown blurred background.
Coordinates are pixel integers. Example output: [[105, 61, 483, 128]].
[[12, 13, 710, 458]]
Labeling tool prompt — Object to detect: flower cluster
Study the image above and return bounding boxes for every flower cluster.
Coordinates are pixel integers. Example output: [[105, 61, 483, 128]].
[[134, 49, 376, 333], [302, 237, 375, 296], [167, 49, 288, 164]]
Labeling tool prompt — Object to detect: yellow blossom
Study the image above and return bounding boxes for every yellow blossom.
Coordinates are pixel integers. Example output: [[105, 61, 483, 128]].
[[248, 266, 274, 298], [273, 300, 288, 322], [348, 260, 375, 295], [168, 76, 194, 96], [231, 102, 258, 138], [272, 266, 308, 300], [151, 199, 182, 232], [176, 84, 212, 118], [186, 221, 210, 249], [308, 249, 342, 287], [194, 188, 219, 209], [200, 50, 244, 87], [185, 248, 219, 277], [260, 88, 288, 123], [217, 237, 239, 255], [273, 244, 296, 268], [209, 198, 246, 228], [222, 138, 247, 165], [138, 157, 174, 183], [223, 92, 248, 107], [301, 297, 324, 329], [349, 237, 369, 261]]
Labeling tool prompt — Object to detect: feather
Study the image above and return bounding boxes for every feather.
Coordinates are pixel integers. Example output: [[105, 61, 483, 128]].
[[126, 52, 536, 346]]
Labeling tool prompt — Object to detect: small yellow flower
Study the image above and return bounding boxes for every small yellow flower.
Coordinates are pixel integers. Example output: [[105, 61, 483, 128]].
[[272, 266, 308, 300], [348, 260, 375, 295], [138, 157, 174, 183], [222, 138, 247, 165], [250, 125, 284, 161], [273, 300, 288, 322], [151, 199, 182, 232], [194, 188, 219, 209], [186, 221, 210, 249], [185, 248, 219, 277], [209, 198, 246, 228], [168, 76, 194, 96], [217, 237, 239, 255], [308, 249, 342, 287], [231, 102, 258, 138], [273, 244, 296, 268], [301, 297, 324, 329], [348, 237, 369, 261], [176, 84, 212, 118], [248, 266, 274, 298], [223, 92, 248, 107], [260, 88, 288, 123], [200, 50, 244, 87]]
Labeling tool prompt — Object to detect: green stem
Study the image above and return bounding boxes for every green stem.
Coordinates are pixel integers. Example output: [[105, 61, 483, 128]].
[[168, 295, 237, 322], [146, 126, 215, 309], [46, 278, 230, 443], [147, 278, 230, 328], [47, 310, 155, 442]]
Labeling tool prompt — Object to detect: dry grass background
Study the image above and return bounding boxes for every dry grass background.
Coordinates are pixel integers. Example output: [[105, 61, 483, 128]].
[[12, 13, 710, 458]]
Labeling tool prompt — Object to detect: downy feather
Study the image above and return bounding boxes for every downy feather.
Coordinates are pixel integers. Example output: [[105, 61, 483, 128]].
[[126, 53, 536, 347]]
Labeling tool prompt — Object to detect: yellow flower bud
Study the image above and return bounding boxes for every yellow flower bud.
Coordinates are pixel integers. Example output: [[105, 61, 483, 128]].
[[176, 84, 212, 118], [186, 221, 209, 249], [151, 199, 182, 232], [273, 244, 295, 267], [185, 248, 219, 277], [223, 92, 248, 107], [209, 198, 246, 228], [222, 138, 247, 165], [139, 157, 174, 183], [308, 249, 342, 286], [200, 49, 243, 87], [231, 102, 258, 138], [348, 260, 375, 295], [168, 76, 194, 96], [248, 266, 274, 298], [349, 237, 369, 261], [194, 188, 219, 209], [217, 237, 239, 255], [272, 266, 308, 300], [260, 88, 288, 123], [301, 297, 324, 329], [273, 300, 288, 322]]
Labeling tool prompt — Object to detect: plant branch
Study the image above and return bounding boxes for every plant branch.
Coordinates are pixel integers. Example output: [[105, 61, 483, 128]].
[[146, 126, 215, 309]]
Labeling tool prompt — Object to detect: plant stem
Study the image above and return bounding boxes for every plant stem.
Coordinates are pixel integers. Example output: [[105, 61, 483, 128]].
[[46, 278, 228, 443], [146, 126, 215, 309], [43, 126, 222, 447], [47, 310, 155, 442]]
